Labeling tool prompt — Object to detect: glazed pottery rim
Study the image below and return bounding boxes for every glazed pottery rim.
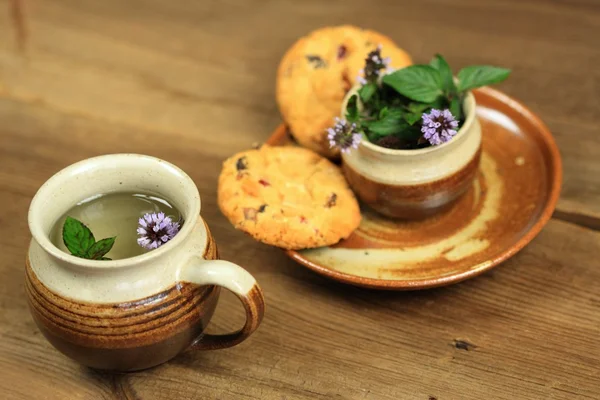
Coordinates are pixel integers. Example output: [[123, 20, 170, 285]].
[[343, 87, 476, 156], [28, 153, 201, 269], [273, 87, 563, 290]]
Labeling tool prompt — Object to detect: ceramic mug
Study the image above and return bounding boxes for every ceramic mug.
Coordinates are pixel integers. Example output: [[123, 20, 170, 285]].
[[341, 86, 482, 219], [26, 154, 265, 372]]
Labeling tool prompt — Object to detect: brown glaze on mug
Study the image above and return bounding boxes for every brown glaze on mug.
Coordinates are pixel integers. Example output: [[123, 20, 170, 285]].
[[26, 225, 263, 372], [343, 148, 481, 218]]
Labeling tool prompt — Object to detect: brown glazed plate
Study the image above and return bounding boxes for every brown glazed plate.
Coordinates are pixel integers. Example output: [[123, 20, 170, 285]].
[[266, 87, 562, 290]]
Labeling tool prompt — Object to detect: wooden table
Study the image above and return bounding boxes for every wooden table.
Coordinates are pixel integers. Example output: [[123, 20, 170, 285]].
[[1, 0, 599, 398]]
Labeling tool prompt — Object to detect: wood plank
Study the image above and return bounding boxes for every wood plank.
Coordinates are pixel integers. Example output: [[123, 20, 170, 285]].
[[0, 0, 599, 398], [0, 0, 599, 216]]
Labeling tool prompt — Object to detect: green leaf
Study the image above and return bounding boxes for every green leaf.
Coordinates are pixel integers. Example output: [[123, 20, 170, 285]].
[[62, 217, 95, 257], [382, 65, 443, 103], [378, 106, 389, 119], [406, 102, 431, 114], [403, 112, 422, 125], [449, 96, 463, 121], [358, 83, 377, 103], [430, 54, 456, 94], [345, 94, 359, 122], [400, 102, 430, 126], [457, 66, 511, 92], [86, 237, 116, 260], [363, 108, 424, 141], [364, 111, 405, 138]]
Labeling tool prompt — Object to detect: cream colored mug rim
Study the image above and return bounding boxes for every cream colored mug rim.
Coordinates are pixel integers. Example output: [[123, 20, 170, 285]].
[[28, 154, 201, 269]]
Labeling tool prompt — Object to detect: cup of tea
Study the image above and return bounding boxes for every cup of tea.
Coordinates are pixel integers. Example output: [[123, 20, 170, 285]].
[[26, 154, 265, 371]]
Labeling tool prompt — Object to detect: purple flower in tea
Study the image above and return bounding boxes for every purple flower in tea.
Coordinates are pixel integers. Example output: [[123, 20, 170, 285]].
[[137, 212, 180, 250], [357, 45, 391, 85], [421, 109, 459, 145], [327, 117, 361, 153]]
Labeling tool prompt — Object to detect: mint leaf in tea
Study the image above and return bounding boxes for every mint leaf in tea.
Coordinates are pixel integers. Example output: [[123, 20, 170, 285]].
[[51, 193, 183, 260], [85, 237, 117, 260], [62, 216, 99, 258], [62, 216, 116, 260]]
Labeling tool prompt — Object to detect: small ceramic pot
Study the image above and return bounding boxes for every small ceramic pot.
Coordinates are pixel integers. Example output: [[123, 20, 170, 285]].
[[26, 154, 265, 372], [341, 87, 482, 219]]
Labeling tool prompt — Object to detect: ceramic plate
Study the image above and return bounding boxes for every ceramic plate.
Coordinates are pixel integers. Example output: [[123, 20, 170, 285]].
[[266, 87, 562, 290]]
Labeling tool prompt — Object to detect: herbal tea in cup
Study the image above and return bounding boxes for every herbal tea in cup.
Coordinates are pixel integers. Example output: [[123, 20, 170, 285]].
[[26, 154, 264, 371], [50, 192, 183, 260]]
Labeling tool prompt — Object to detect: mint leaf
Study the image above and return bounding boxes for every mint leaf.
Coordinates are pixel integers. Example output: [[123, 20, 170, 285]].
[[402, 102, 429, 126], [449, 96, 463, 121], [430, 54, 456, 94], [364, 110, 405, 138], [86, 237, 116, 260], [382, 65, 442, 103], [359, 83, 377, 103], [364, 109, 422, 140], [378, 106, 389, 119], [62, 216, 116, 261], [403, 112, 422, 125], [457, 66, 511, 92], [345, 94, 359, 122], [406, 102, 431, 114], [429, 96, 442, 109], [63, 217, 95, 257]]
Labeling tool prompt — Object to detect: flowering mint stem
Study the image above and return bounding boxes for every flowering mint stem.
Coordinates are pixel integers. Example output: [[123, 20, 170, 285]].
[[421, 109, 459, 145], [137, 212, 181, 250], [327, 117, 362, 153], [356, 45, 391, 85]]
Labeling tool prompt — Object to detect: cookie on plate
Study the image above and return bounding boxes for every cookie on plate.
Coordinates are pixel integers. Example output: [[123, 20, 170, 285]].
[[218, 145, 361, 249], [276, 25, 412, 157]]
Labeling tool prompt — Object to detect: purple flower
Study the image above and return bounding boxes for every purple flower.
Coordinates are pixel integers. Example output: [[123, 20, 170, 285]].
[[356, 44, 391, 85], [421, 109, 459, 145], [137, 212, 180, 250], [356, 69, 367, 85], [327, 117, 361, 153]]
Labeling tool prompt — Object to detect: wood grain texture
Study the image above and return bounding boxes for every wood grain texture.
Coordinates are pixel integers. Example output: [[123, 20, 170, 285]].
[[0, 0, 598, 399]]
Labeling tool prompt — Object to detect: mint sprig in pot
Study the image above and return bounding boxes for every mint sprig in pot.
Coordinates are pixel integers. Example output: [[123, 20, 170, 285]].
[[330, 48, 510, 219]]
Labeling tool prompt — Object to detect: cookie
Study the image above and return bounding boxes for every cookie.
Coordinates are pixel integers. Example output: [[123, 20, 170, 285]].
[[276, 25, 412, 157], [218, 145, 361, 249]]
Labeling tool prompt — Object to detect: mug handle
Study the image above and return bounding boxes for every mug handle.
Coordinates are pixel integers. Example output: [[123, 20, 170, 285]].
[[178, 257, 265, 350]]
